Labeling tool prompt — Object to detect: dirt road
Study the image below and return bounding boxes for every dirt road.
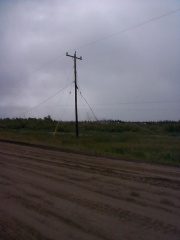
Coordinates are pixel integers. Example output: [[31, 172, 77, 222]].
[[0, 140, 180, 240]]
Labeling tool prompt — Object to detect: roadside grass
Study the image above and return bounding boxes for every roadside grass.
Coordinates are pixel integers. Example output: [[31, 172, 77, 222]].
[[0, 129, 179, 164]]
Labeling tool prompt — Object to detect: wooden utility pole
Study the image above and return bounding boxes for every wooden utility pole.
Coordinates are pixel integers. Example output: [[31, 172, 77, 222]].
[[66, 51, 82, 137]]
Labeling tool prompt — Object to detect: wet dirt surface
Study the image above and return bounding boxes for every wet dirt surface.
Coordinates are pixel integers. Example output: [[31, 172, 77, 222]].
[[0, 140, 180, 240]]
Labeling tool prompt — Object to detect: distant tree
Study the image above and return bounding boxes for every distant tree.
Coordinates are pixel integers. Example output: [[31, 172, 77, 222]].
[[44, 115, 52, 121]]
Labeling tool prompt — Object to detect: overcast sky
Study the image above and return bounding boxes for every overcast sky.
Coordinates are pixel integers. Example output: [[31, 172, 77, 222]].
[[0, 0, 180, 121]]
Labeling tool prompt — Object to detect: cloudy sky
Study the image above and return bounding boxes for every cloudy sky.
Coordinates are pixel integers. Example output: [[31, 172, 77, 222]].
[[0, 0, 180, 121]]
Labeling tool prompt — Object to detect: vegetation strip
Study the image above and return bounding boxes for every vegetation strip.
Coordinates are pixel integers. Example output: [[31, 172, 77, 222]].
[[0, 118, 179, 164]]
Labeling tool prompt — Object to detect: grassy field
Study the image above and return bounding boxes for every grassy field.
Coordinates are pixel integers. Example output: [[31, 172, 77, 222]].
[[0, 118, 180, 164]]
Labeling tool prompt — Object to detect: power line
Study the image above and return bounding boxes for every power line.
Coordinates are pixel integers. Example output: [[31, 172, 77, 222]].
[[17, 82, 73, 118], [38, 99, 180, 108], [3, 54, 65, 88], [2, 8, 180, 88], [54, 86, 73, 134], [75, 8, 180, 50], [90, 100, 180, 106], [94, 108, 180, 112], [78, 90, 98, 121]]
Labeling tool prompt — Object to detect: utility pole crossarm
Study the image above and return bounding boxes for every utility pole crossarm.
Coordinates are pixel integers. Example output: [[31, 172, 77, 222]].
[[66, 52, 82, 60], [66, 51, 82, 137]]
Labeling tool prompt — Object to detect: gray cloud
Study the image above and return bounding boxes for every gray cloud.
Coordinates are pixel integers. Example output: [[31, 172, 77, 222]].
[[0, 0, 180, 121]]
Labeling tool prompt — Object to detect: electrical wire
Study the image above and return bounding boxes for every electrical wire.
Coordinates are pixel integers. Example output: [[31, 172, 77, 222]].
[[60, 82, 73, 120], [36, 99, 180, 108], [17, 82, 73, 118], [50, 66, 74, 118], [78, 89, 98, 121], [3, 54, 65, 88], [54, 82, 74, 134], [95, 108, 180, 112], [90, 100, 180, 106], [75, 8, 180, 51], [78, 91, 89, 121], [76, 72, 97, 121], [3, 8, 180, 120], [1, 8, 180, 88]]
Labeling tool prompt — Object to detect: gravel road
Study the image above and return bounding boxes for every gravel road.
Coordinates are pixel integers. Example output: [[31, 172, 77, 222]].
[[0, 140, 180, 240]]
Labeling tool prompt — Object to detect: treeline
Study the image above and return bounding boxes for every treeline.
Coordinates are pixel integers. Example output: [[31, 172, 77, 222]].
[[0, 116, 180, 134], [0, 115, 57, 131]]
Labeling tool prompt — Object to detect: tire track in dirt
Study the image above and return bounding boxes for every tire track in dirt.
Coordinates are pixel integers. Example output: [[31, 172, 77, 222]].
[[0, 146, 180, 213], [2, 177, 179, 239], [0, 143, 179, 176], [0, 210, 52, 240], [1, 151, 180, 222], [8, 194, 112, 240], [1, 141, 179, 178], [0, 141, 180, 240], [0, 149, 179, 190], [1, 151, 180, 211], [24, 182, 179, 235]]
